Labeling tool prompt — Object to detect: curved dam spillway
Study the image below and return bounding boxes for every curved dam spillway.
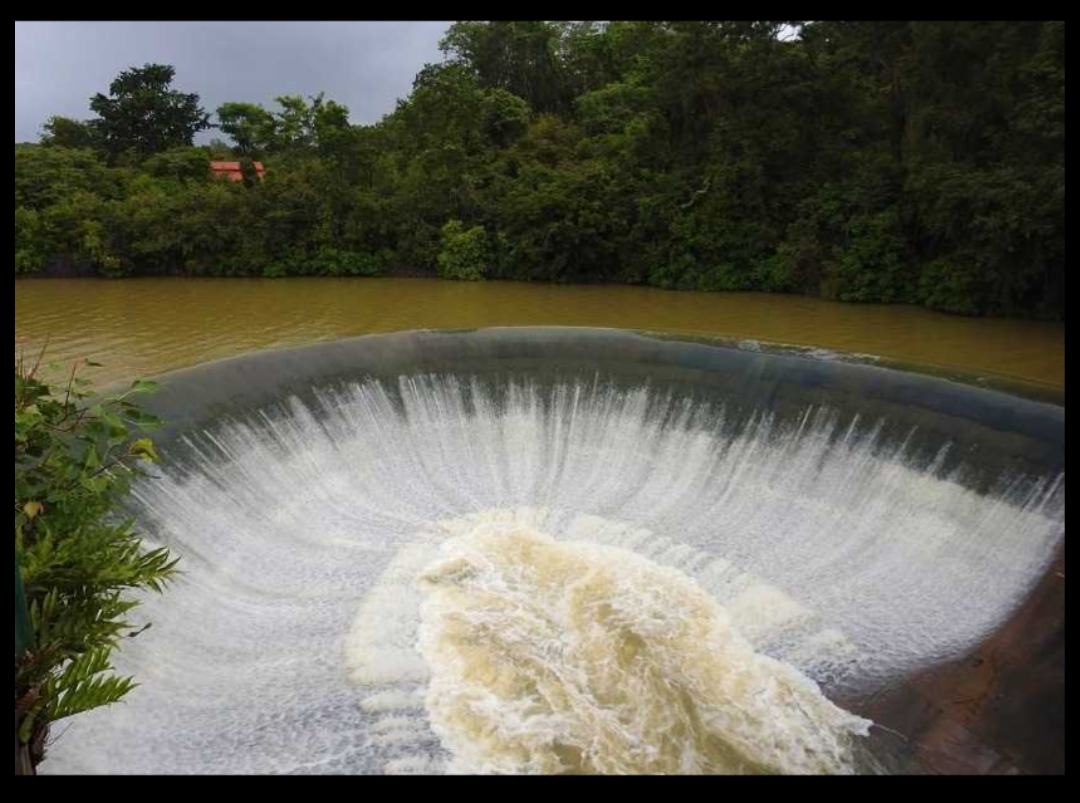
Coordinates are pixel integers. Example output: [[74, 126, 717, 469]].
[[43, 328, 1064, 775]]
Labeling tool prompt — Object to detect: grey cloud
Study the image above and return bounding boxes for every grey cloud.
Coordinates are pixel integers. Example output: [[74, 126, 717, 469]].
[[14, 21, 450, 143]]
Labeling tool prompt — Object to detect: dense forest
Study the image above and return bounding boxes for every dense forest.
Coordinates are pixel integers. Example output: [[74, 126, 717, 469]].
[[14, 21, 1065, 319]]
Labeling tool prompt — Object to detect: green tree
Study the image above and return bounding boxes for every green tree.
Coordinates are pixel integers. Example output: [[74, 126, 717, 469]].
[[441, 21, 569, 113], [437, 219, 492, 280], [42, 190, 123, 276], [89, 64, 211, 159], [12, 21, 1066, 319], [15, 207, 48, 274], [216, 102, 277, 158], [142, 146, 211, 183], [40, 117, 101, 151], [15, 144, 117, 210]]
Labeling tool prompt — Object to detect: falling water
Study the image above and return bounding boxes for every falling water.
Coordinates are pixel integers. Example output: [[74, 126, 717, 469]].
[[42, 374, 1063, 775]]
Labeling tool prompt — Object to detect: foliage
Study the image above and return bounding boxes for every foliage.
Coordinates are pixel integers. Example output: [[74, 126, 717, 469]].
[[89, 64, 211, 158], [15, 351, 178, 771], [40, 117, 100, 150], [437, 220, 492, 281], [15, 207, 47, 274], [216, 102, 277, 158], [262, 247, 394, 278], [13, 22, 1066, 318]]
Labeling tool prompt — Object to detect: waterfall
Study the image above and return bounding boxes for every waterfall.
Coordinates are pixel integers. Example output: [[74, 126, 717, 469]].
[[43, 372, 1063, 774]]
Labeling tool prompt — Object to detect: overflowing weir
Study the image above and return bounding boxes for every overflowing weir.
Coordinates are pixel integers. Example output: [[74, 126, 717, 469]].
[[42, 329, 1064, 775]]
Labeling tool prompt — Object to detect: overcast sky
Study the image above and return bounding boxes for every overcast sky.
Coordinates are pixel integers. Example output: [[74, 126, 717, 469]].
[[14, 21, 451, 143]]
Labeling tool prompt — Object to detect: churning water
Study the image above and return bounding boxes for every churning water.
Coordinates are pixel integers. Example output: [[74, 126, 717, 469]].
[[43, 374, 1063, 774]]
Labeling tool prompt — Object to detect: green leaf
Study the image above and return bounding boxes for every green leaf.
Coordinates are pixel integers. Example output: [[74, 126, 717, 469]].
[[130, 380, 159, 394], [128, 438, 160, 463]]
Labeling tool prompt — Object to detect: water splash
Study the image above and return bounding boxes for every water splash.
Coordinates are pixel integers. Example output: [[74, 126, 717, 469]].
[[416, 526, 871, 775], [42, 375, 1063, 774]]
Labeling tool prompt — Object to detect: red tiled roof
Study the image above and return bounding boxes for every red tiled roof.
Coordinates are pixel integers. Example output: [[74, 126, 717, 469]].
[[209, 161, 266, 181]]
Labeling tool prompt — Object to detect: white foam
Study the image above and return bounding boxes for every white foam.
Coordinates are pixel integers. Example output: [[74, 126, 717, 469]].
[[416, 526, 871, 774], [39, 376, 1062, 774], [359, 689, 426, 713]]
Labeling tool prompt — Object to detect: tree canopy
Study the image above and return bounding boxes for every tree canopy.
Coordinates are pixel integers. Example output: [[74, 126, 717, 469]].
[[88, 64, 211, 158], [15, 22, 1066, 319]]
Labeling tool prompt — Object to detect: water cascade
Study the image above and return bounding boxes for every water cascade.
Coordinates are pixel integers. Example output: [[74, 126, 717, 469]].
[[41, 329, 1064, 775]]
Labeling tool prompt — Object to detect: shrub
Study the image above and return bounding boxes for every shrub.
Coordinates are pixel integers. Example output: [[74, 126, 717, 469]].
[[436, 220, 492, 281], [15, 352, 178, 773]]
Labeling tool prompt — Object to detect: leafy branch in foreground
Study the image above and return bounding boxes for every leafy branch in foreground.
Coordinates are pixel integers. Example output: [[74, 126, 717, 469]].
[[15, 347, 178, 773]]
